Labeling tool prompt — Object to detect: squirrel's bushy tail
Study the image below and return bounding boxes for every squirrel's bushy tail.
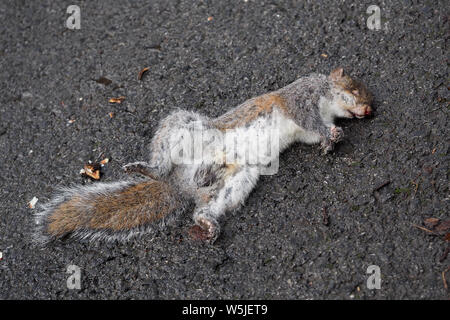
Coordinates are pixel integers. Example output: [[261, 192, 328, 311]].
[[34, 179, 189, 243]]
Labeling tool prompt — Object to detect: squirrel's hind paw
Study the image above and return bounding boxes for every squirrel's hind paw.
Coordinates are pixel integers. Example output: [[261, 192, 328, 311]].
[[188, 217, 220, 244]]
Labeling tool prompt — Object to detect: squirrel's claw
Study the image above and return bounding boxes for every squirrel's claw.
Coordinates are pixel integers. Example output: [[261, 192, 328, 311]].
[[189, 217, 219, 244]]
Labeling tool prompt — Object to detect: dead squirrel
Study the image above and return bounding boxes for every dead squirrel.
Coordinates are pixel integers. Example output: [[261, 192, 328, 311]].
[[34, 68, 372, 244]]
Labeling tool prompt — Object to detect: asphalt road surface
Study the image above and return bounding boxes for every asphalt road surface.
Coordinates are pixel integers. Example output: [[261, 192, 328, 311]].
[[0, 0, 448, 299]]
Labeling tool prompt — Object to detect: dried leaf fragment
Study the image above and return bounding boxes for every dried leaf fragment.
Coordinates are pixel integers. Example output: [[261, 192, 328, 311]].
[[442, 267, 450, 290], [138, 67, 149, 80], [100, 158, 109, 166], [28, 196, 39, 209], [373, 180, 390, 192], [108, 96, 126, 104], [421, 218, 450, 235], [435, 220, 450, 233], [424, 217, 440, 228], [82, 163, 101, 180], [322, 207, 329, 226], [95, 77, 112, 86], [412, 224, 436, 234]]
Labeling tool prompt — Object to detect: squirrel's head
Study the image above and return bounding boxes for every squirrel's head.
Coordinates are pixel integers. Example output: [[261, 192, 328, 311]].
[[328, 68, 373, 119]]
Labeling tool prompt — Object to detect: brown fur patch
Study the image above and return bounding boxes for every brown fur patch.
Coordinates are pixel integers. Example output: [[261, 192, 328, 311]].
[[47, 180, 178, 236], [48, 196, 85, 236], [254, 94, 289, 114], [224, 163, 239, 178], [214, 93, 289, 130]]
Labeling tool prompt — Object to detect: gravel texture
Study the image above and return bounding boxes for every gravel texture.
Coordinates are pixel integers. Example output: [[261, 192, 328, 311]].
[[0, 0, 448, 299]]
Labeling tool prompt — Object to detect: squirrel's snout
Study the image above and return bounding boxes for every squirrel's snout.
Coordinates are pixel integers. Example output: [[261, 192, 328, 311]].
[[351, 104, 373, 118]]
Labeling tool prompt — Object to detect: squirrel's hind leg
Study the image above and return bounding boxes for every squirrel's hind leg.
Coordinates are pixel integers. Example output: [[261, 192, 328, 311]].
[[189, 165, 260, 243], [122, 161, 160, 179]]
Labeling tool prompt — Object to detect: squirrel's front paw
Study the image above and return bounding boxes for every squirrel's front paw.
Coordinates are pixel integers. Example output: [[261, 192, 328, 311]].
[[321, 126, 344, 154], [189, 216, 219, 244], [330, 126, 344, 143]]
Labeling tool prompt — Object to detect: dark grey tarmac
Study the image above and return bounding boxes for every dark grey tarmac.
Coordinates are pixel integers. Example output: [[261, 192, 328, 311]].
[[0, 0, 448, 299]]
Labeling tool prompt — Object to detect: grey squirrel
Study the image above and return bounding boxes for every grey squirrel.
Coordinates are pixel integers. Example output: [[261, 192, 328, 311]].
[[34, 68, 372, 244]]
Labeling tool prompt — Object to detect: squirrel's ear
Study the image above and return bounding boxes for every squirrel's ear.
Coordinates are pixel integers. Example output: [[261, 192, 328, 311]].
[[329, 68, 344, 81]]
